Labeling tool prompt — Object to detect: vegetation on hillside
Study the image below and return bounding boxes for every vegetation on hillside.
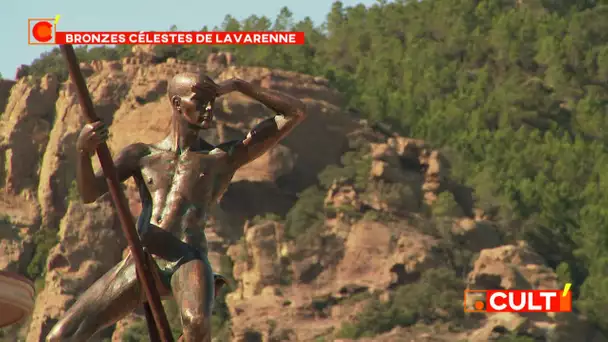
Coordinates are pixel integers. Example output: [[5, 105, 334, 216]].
[[337, 267, 465, 339], [20, 0, 608, 337], [21, 45, 132, 82]]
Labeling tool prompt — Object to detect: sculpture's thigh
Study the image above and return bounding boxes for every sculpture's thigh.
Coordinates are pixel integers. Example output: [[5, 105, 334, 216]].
[[46, 257, 144, 342], [171, 259, 214, 342]]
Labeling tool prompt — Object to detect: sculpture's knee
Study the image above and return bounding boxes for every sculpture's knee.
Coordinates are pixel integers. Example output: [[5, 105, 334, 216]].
[[45, 317, 92, 342], [45, 322, 67, 342], [182, 310, 211, 341]]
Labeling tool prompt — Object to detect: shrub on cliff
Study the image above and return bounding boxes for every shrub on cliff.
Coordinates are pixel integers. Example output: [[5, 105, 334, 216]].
[[285, 139, 372, 239], [27, 228, 58, 283], [24, 45, 132, 82], [337, 267, 465, 339]]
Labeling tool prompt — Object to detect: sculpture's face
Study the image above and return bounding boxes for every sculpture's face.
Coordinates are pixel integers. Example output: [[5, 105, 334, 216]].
[[168, 73, 218, 130], [175, 89, 215, 130]]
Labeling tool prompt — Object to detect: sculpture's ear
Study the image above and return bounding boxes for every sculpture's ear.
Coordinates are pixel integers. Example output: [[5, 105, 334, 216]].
[[171, 96, 181, 112]]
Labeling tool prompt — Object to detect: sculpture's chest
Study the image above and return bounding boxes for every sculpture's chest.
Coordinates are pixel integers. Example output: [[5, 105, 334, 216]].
[[139, 150, 226, 193]]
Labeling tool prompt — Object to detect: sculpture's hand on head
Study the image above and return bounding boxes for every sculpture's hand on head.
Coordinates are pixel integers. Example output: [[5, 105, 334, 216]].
[[226, 78, 307, 168], [191, 78, 219, 99]]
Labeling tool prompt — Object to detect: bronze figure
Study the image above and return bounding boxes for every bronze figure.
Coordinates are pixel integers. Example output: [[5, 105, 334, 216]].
[[46, 72, 307, 342]]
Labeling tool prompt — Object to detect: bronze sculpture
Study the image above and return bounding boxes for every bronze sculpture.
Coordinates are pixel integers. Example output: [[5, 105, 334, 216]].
[[46, 72, 307, 342]]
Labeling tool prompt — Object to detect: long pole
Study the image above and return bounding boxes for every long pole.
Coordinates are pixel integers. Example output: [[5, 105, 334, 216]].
[[60, 44, 174, 342]]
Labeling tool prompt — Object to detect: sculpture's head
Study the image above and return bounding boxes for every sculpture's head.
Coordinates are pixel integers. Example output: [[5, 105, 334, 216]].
[[168, 72, 218, 130]]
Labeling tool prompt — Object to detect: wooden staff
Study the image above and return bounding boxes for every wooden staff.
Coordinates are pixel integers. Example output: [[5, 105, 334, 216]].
[[60, 44, 173, 342]]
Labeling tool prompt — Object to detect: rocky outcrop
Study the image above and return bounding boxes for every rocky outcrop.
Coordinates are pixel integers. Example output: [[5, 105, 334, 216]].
[[369, 136, 475, 215], [207, 51, 235, 72], [222, 173, 604, 341], [25, 201, 124, 341], [1, 75, 57, 198], [465, 242, 606, 342], [0, 220, 34, 275], [228, 221, 285, 299], [337, 221, 441, 290], [370, 137, 443, 204], [224, 215, 447, 341]]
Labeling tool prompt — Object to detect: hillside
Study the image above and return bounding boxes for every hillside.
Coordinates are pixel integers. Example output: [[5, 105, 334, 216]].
[[1, 0, 608, 341]]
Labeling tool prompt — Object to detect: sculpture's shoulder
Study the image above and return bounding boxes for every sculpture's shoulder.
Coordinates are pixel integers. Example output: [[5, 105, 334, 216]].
[[117, 142, 152, 162], [127, 142, 153, 154]]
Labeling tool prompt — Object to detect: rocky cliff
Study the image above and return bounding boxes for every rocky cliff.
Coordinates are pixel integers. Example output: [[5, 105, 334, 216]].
[[0, 49, 605, 342]]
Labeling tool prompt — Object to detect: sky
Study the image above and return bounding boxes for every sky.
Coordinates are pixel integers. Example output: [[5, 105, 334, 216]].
[[0, 0, 377, 80]]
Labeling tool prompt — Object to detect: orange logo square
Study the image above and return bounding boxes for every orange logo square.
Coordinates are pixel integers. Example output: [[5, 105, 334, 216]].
[[28, 18, 56, 45], [464, 289, 487, 313], [559, 292, 572, 312]]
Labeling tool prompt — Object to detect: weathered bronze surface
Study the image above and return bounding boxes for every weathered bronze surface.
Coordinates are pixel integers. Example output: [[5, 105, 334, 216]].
[[46, 72, 307, 342]]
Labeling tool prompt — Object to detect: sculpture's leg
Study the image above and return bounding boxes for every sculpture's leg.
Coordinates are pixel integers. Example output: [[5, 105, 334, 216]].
[[174, 274, 228, 342], [46, 253, 165, 342], [171, 258, 214, 342]]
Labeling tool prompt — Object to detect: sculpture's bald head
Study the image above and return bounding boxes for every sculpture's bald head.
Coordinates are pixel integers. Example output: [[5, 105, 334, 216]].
[[168, 72, 218, 130], [168, 72, 217, 101]]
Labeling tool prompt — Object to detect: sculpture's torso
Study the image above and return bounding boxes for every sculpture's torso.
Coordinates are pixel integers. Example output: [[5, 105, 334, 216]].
[[138, 144, 236, 247]]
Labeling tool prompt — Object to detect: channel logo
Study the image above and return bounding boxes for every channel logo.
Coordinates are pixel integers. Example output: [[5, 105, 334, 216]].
[[28, 16, 60, 45], [464, 283, 573, 313]]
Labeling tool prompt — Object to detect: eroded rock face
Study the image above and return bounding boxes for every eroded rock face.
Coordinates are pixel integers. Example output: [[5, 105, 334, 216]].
[[336, 221, 441, 291], [207, 52, 235, 71], [232, 144, 296, 183], [131, 44, 157, 63], [0, 221, 34, 275], [228, 221, 284, 299], [220, 169, 606, 342], [370, 137, 449, 206], [324, 181, 363, 219], [25, 200, 125, 342], [467, 241, 555, 291], [225, 217, 446, 341], [1, 75, 57, 198]]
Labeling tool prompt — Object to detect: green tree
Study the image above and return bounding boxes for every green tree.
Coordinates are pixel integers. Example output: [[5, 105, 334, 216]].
[[273, 7, 294, 31]]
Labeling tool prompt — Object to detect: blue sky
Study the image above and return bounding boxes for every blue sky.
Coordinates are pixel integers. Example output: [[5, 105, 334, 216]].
[[1, 0, 377, 80]]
